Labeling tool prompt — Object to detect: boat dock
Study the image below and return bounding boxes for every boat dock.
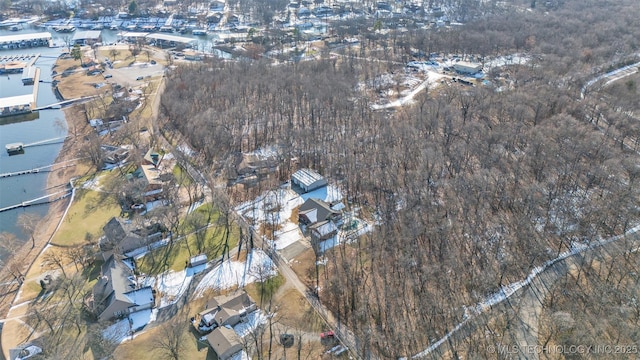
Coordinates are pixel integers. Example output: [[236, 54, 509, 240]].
[[0, 162, 75, 178], [4, 136, 69, 154], [0, 189, 72, 213]]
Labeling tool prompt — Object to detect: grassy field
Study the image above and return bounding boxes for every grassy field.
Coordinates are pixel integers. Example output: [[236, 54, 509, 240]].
[[50, 189, 121, 247], [136, 223, 240, 275]]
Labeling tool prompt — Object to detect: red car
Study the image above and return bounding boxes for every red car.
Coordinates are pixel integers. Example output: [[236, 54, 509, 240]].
[[320, 331, 335, 339]]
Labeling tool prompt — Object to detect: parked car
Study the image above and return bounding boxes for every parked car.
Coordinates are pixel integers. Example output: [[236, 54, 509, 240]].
[[104, 74, 112, 79], [136, 76, 144, 80], [320, 330, 335, 339]]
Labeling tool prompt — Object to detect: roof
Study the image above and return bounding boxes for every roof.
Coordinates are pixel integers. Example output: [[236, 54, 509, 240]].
[[93, 254, 137, 309], [205, 291, 255, 314], [72, 30, 102, 41], [310, 220, 338, 236], [299, 198, 340, 224], [0, 32, 51, 43], [0, 94, 33, 108], [206, 327, 242, 358], [291, 168, 325, 188], [454, 61, 482, 70], [21, 65, 36, 80], [102, 217, 134, 244], [123, 286, 154, 306], [146, 33, 198, 44], [118, 31, 150, 38]]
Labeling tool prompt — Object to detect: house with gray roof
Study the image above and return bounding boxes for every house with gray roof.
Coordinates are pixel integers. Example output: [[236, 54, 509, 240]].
[[100, 217, 167, 259], [206, 327, 243, 360], [92, 254, 154, 321], [194, 290, 256, 333]]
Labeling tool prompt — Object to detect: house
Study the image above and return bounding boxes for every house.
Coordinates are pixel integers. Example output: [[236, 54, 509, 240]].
[[291, 168, 327, 193], [92, 254, 154, 321], [453, 61, 482, 74], [132, 149, 168, 201], [206, 327, 243, 360], [193, 291, 256, 333], [100, 217, 167, 258], [72, 30, 102, 46], [298, 198, 342, 226]]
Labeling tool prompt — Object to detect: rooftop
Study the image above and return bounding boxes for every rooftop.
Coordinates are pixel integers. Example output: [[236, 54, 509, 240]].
[[292, 168, 325, 187], [72, 30, 102, 40], [0, 32, 51, 43], [0, 94, 34, 108]]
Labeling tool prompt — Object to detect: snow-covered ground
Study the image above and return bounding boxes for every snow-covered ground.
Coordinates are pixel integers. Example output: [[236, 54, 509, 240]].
[[194, 249, 277, 297], [233, 310, 268, 337], [273, 222, 304, 250], [140, 263, 207, 308], [102, 309, 158, 344]]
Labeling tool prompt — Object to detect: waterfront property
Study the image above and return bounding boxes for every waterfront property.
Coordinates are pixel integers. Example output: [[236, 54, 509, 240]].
[[0, 33, 52, 49], [118, 32, 197, 49]]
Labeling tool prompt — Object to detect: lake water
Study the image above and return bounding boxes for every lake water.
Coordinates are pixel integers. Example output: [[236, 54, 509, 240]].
[[0, 29, 68, 242]]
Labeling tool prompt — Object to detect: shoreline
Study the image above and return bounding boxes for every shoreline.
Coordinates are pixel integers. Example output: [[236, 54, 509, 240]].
[[0, 96, 91, 356]]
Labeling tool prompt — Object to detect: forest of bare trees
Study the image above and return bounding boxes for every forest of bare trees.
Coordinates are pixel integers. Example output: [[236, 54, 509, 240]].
[[159, 0, 640, 357]]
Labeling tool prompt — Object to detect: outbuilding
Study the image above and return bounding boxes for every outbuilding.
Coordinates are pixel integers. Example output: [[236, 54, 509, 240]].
[[291, 168, 327, 193], [453, 61, 482, 74]]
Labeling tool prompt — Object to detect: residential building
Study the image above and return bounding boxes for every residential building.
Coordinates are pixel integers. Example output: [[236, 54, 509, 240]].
[[206, 327, 243, 360], [100, 217, 167, 258], [72, 30, 103, 46], [92, 254, 154, 321], [194, 291, 256, 333], [298, 198, 342, 226], [291, 168, 327, 193]]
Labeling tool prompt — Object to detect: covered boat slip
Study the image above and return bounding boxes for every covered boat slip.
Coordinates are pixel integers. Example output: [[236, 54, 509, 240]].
[[0, 94, 35, 117], [0, 33, 52, 49]]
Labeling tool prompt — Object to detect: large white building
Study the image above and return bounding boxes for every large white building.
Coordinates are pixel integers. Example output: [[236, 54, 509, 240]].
[[453, 61, 482, 74], [291, 168, 327, 193]]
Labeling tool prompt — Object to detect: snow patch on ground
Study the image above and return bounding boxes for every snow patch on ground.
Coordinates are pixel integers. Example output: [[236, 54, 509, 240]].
[[194, 249, 277, 297], [140, 264, 207, 308], [234, 310, 268, 338], [102, 309, 158, 344], [272, 222, 304, 250]]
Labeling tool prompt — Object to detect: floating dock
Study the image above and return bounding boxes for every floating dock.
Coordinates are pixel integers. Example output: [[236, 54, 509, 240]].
[[5, 142, 24, 155]]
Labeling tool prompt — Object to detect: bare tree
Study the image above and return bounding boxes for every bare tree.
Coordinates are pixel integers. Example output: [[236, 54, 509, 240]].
[[17, 212, 41, 249], [152, 319, 188, 360]]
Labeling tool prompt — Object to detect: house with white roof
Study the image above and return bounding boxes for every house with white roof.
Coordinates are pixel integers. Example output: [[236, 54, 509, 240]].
[[291, 168, 327, 193]]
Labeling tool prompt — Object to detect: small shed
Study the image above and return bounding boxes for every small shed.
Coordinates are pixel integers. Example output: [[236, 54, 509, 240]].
[[189, 253, 207, 267], [291, 168, 327, 193]]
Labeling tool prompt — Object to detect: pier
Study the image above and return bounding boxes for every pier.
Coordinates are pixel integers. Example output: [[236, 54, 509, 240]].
[[4, 136, 69, 154], [0, 162, 75, 178], [0, 189, 72, 213]]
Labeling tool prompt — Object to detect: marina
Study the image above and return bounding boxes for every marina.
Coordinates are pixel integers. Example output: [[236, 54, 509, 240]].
[[0, 32, 52, 49]]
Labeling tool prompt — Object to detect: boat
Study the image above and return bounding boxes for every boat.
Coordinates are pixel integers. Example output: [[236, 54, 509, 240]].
[[5, 142, 25, 155]]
